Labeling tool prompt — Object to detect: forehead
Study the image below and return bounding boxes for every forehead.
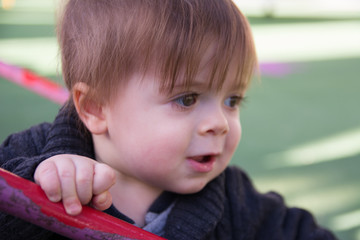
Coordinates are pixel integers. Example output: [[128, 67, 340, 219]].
[[154, 43, 246, 94], [177, 62, 243, 92]]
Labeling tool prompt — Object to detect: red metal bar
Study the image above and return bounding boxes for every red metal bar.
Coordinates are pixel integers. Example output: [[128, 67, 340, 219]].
[[0, 168, 166, 240]]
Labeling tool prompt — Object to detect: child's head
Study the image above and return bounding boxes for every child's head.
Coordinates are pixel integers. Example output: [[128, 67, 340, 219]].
[[57, 0, 258, 195], [58, 0, 257, 106]]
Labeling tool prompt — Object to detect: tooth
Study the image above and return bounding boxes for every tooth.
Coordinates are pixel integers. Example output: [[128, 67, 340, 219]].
[[192, 156, 203, 162]]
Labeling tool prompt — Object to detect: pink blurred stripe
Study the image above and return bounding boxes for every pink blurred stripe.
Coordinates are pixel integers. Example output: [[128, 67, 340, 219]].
[[0, 61, 69, 105]]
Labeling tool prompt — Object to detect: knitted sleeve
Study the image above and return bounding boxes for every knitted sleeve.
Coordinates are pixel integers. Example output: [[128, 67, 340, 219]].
[[226, 166, 338, 240], [0, 105, 93, 240], [0, 123, 52, 180], [0, 104, 93, 181], [255, 191, 337, 240]]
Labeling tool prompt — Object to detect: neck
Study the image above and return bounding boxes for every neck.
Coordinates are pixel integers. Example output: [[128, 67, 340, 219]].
[[109, 172, 163, 227]]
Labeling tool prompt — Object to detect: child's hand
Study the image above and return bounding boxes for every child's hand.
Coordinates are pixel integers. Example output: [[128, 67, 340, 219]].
[[34, 154, 116, 216]]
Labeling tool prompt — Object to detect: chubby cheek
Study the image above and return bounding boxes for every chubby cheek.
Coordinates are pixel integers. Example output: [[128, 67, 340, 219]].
[[226, 120, 242, 157], [126, 131, 189, 188], [129, 123, 189, 167]]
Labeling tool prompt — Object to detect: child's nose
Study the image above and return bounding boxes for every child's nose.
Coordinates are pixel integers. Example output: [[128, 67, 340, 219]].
[[197, 107, 229, 136]]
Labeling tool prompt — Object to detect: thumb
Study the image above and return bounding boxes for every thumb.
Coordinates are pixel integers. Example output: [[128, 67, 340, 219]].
[[93, 163, 116, 195]]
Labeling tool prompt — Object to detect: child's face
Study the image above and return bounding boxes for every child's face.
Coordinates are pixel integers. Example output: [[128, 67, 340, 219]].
[[97, 65, 243, 194]]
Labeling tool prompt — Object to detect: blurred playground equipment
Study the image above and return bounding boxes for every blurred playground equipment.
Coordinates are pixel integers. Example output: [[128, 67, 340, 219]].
[[0, 61, 68, 104]]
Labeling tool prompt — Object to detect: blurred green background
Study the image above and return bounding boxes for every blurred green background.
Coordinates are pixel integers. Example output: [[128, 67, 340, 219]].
[[1, 1, 359, 239]]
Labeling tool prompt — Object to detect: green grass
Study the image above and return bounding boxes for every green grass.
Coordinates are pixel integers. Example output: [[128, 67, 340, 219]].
[[0, 77, 60, 139], [1, 1, 360, 239], [233, 57, 360, 240]]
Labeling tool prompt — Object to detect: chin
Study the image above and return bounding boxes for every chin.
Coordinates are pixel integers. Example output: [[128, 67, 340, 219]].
[[173, 179, 209, 195]]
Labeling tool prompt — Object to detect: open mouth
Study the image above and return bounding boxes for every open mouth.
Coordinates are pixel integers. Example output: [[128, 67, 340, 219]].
[[187, 155, 216, 173], [191, 155, 213, 163]]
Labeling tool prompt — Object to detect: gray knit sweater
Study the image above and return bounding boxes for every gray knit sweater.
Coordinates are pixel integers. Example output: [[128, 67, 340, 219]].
[[0, 106, 337, 240]]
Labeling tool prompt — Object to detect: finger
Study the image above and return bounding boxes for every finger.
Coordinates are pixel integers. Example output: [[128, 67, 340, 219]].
[[56, 158, 82, 215], [34, 160, 61, 202], [93, 163, 116, 195], [74, 158, 95, 205], [92, 191, 113, 211]]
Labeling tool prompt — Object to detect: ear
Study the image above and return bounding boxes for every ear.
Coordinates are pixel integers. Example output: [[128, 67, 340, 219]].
[[72, 82, 107, 135]]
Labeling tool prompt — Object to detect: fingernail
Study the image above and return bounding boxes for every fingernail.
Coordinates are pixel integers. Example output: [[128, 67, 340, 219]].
[[47, 193, 61, 203], [66, 203, 82, 215]]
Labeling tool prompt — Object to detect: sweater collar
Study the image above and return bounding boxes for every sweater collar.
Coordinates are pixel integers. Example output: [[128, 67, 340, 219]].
[[163, 171, 226, 240]]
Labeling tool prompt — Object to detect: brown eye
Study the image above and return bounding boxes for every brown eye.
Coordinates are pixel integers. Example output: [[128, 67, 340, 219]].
[[224, 96, 242, 108], [174, 93, 198, 107]]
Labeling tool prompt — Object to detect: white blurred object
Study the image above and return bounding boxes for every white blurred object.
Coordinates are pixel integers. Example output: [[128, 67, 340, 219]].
[[253, 20, 360, 62], [234, 0, 360, 18]]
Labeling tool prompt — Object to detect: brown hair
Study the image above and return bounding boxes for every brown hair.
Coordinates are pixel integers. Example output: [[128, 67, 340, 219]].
[[57, 0, 257, 105]]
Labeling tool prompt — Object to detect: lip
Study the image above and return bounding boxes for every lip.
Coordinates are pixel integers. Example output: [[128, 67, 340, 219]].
[[186, 155, 217, 173]]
